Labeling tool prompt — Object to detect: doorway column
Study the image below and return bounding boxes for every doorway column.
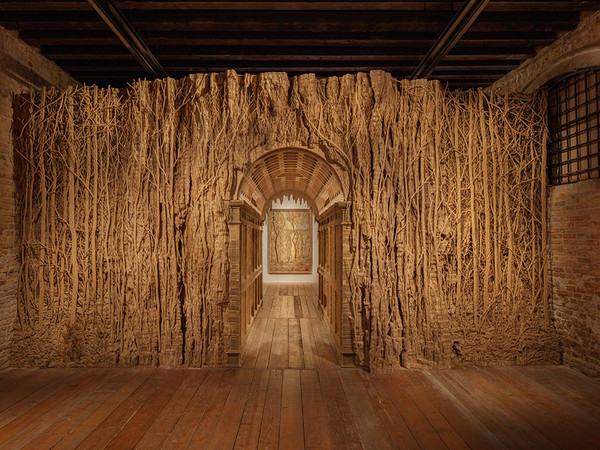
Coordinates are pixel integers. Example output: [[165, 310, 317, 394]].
[[317, 201, 354, 366], [226, 200, 263, 366]]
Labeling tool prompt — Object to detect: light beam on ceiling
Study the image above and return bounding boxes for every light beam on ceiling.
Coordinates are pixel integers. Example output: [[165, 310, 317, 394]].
[[411, 0, 490, 79], [87, 0, 168, 79]]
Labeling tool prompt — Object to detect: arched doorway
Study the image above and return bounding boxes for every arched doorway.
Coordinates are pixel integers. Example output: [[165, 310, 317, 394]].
[[225, 147, 353, 366]]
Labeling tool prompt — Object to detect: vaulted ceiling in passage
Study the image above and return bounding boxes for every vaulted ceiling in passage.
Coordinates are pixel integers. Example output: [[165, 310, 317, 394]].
[[1, 1, 599, 89], [238, 149, 344, 217]]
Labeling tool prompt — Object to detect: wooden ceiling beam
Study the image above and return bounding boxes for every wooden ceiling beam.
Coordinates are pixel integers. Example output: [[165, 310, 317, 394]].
[[52, 54, 529, 66], [0, 9, 578, 21], [433, 73, 503, 80], [87, 0, 167, 78], [435, 63, 520, 71], [1, 10, 579, 33], [7, 20, 576, 33], [1, 1, 597, 12], [23, 36, 555, 48], [63, 66, 415, 73], [19, 29, 558, 41], [444, 53, 530, 61], [114, 1, 600, 12], [62, 66, 512, 77], [70, 73, 500, 89], [44, 46, 534, 56], [59, 60, 520, 71], [69, 76, 503, 90], [0, 0, 591, 89], [0, 2, 456, 12], [46, 53, 532, 64], [65, 68, 413, 76], [52, 51, 530, 64], [56, 59, 420, 68]]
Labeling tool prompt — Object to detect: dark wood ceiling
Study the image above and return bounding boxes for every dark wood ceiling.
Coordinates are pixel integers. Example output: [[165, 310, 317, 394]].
[[1, 1, 599, 89]]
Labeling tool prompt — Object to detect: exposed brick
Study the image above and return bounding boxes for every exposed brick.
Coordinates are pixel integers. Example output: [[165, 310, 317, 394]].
[[549, 178, 600, 378], [0, 26, 76, 369], [494, 8, 600, 379], [492, 11, 600, 93]]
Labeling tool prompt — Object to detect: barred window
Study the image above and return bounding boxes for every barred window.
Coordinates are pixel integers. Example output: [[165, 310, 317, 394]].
[[548, 69, 600, 185]]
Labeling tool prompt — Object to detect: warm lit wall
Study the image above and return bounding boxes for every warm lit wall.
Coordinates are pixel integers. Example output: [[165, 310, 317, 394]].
[[494, 11, 600, 377], [549, 179, 600, 377], [11, 72, 557, 372], [0, 26, 75, 369], [262, 195, 318, 284]]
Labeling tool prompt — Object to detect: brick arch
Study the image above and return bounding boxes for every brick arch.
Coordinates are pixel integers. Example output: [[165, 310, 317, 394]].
[[522, 48, 600, 92]]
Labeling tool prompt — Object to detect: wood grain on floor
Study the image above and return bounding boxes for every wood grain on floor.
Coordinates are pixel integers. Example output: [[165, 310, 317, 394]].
[[242, 283, 337, 370], [0, 283, 599, 449]]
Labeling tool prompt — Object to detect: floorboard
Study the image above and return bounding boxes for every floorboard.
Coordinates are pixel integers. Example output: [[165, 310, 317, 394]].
[[233, 369, 269, 450], [208, 369, 254, 450], [300, 369, 332, 449], [135, 370, 207, 449], [257, 369, 282, 449], [279, 369, 304, 449], [76, 369, 170, 450], [319, 368, 363, 449], [1, 283, 599, 449], [163, 369, 227, 449], [13, 369, 117, 449], [186, 370, 237, 448], [54, 369, 152, 449], [338, 369, 395, 450]]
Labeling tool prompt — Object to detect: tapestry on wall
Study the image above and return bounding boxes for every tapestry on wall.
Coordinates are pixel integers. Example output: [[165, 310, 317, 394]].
[[268, 209, 312, 273]]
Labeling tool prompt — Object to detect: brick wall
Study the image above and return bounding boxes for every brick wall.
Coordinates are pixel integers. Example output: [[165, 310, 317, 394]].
[[549, 179, 600, 377], [494, 11, 600, 377], [0, 26, 75, 369]]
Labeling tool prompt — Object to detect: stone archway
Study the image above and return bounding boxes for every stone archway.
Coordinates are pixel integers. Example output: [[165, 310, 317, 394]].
[[226, 147, 353, 366]]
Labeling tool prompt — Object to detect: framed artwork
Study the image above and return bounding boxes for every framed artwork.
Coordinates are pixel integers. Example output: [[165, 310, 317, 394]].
[[268, 209, 312, 274]]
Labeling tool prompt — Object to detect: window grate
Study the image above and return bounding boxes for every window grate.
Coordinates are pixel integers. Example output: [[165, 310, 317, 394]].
[[548, 69, 600, 185]]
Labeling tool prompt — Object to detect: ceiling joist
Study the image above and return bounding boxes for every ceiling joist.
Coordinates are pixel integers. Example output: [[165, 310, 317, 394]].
[[0, 0, 595, 89]]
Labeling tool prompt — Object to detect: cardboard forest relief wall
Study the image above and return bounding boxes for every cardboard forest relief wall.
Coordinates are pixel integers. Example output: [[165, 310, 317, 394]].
[[11, 71, 559, 371], [268, 209, 312, 274]]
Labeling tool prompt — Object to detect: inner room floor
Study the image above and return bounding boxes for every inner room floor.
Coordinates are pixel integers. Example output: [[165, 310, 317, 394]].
[[242, 283, 337, 370], [0, 284, 599, 448]]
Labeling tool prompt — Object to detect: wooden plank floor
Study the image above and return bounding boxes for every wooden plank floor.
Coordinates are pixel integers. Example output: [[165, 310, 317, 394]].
[[0, 284, 599, 449], [242, 283, 337, 370]]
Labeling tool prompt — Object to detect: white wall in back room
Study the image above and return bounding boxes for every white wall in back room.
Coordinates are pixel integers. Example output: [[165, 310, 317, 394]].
[[262, 195, 318, 284]]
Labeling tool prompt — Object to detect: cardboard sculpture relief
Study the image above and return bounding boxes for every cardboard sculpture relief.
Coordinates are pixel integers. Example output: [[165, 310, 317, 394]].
[[11, 72, 559, 371], [268, 209, 312, 273]]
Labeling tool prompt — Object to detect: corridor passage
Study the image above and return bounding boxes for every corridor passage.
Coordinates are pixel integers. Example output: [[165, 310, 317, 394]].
[[242, 283, 338, 369]]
